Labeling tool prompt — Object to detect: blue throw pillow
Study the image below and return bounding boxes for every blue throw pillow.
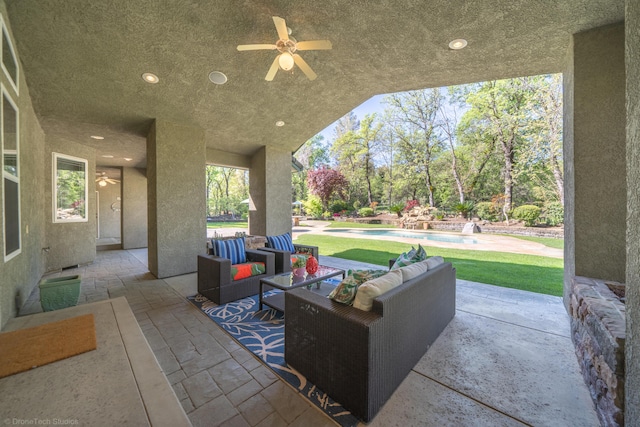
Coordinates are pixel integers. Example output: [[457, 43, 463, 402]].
[[266, 233, 295, 253], [211, 237, 246, 265]]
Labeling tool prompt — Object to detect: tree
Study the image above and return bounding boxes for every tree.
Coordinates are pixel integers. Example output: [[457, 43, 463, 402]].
[[307, 166, 349, 211]]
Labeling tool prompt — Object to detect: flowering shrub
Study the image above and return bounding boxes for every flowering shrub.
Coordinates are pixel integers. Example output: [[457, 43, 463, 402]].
[[404, 199, 419, 211]]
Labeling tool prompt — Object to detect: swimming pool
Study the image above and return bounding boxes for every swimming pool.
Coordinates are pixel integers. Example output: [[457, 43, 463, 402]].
[[325, 229, 479, 244]]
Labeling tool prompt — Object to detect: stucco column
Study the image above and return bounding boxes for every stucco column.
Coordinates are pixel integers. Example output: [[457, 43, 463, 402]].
[[564, 23, 626, 306], [626, 3, 640, 424], [248, 147, 292, 236], [147, 120, 206, 278], [122, 167, 147, 250]]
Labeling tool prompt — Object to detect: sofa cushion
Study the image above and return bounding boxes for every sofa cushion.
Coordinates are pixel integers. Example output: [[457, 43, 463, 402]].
[[211, 237, 246, 265], [425, 256, 444, 269], [230, 262, 266, 281], [267, 232, 296, 253], [398, 259, 430, 282], [328, 269, 388, 305], [353, 270, 403, 311], [390, 244, 427, 270]]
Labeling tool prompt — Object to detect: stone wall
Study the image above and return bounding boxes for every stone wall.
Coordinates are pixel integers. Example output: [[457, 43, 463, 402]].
[[570, 276, 625, 426]]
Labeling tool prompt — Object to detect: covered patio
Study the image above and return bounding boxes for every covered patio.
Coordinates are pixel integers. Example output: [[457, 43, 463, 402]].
[[9, 249, 597, 426], [0, 0, 638, 425]]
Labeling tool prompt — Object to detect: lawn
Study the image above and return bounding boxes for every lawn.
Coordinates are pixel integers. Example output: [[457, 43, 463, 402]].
[[295, 234, 564, 296], [326, 221, 397, 229], [508, 234, 564, 249], [207, 221, 248, 228]]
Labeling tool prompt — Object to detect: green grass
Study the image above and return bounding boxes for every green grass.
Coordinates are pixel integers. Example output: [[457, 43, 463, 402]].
[[507, 235, 564, 249], [327, 221, 398, 229], [295, 234, 563, 296], [207, 221, 247, 228]]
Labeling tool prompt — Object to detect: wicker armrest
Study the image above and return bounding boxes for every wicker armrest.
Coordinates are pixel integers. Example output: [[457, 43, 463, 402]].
[[256, 247, 291, 273], [293, 244, 319, 258], [198, 254, 232, 287], [245, 249, 275, 276]]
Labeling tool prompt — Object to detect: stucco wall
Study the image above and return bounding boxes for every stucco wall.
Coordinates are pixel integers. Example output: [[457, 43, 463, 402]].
[[45, 136, 96, 271], [147, 120, 205, 278], [249, 147, 292, 237], [0, 1, 46, 327], [563, 37, 575, 309], [571, 23, 626, 283], [122, 167, 147, 249], [97, 180, 121, 239], [626, 2, 640, 423]]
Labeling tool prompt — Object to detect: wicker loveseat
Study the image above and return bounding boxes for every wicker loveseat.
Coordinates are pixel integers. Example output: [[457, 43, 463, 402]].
[[284, 261, 456, 422]]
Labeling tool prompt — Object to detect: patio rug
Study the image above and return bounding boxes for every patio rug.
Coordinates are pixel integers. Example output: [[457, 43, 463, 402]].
[[0, 314, 97, 379], [188, 288, 359, 427]]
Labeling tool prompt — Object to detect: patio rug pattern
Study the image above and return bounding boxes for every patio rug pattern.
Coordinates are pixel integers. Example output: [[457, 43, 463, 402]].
[[188, 290, 359, 427]]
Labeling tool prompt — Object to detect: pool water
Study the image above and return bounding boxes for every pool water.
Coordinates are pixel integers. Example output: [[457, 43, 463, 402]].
[[325, 229, 479, 244]]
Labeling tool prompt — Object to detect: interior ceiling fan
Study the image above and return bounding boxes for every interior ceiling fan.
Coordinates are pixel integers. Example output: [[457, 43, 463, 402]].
[[95, 172, 120, 186], [237, 16, 332, 81]]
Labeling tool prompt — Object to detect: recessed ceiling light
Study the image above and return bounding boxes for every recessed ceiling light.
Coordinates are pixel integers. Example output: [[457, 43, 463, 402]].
[[208, 71, 228, 85], [101, 155, 114, 158], [275, 121, 285, 127], [90, 135, 104, 140], [448, 39, 468, 50], [124, 158, 132, 161], [142, 72, 159, 84]]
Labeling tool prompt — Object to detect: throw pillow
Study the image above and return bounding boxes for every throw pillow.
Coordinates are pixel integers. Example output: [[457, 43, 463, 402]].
[[211, 237, 246, 265], [390, 244, 427, 270], [266, 232, 295, 253], [352, 270, 403, 311], [398, 259, 430, 282], [425, 256, 445, 269], [328, 269, 388, 305]]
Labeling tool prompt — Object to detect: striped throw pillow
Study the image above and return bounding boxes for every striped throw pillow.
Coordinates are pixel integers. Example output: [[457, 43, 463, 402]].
[[211, 237, 246, 265], [266, 233, 295, 253]]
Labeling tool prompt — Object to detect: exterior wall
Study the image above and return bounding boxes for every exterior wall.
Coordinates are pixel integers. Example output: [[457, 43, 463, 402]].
[[147, 120, 205, 278], [44, 135, 96, 270], [206, 148, 251, 169], [571, 23, 626, 283], [97, 180, 121, 239], [563, 37, 575, 309], [122, 167, 147, 249], [249, 147, 292, 237], [0, 0, 46, 327], [626, 2, 640, 424]]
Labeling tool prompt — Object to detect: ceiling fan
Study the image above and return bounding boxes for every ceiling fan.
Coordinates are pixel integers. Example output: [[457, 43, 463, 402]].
[[95, 172, 120, 187], [237, 16, 332, 81]]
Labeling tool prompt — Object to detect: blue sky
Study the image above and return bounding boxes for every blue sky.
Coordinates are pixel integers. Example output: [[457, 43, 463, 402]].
[[318, 94, 387, 142]]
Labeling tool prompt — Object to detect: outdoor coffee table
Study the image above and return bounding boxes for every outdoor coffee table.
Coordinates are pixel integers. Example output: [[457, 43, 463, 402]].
[[259, 265, 345, 312]]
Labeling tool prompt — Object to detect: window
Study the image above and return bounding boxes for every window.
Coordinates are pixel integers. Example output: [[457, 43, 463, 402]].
[[1, 15, 18, 95], [2, 85, 19, 260], [53, 153, 88, 223]]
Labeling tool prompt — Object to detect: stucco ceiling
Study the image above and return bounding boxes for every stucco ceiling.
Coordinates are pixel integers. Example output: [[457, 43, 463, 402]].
[[5, 0, 624, 169]]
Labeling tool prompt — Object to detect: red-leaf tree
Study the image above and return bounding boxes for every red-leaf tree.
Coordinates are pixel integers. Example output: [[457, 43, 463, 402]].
[[307, 166, 349, 211]]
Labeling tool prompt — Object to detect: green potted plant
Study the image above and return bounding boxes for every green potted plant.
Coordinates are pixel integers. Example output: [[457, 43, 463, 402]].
[[292, 257, 307, 277]]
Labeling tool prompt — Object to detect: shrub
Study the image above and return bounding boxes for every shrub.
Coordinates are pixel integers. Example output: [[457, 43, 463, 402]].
[[543, 202, 564, 226], [404, 199, 419, 211], [352, 200, 362, 211], [390, 203, 405, 217], [303, 196, 324, 219], [512, 205, 541, 226], [322, 211, 333, 219], [476, 201, 498, 221], [329, 200, 349, 214], [358, 207, 375, 217], [454, 201, 475, 219]]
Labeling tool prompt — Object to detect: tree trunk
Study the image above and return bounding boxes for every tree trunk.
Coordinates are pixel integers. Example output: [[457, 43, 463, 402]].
[[500, 138, 514, 213], [425, 167, 435, 207]]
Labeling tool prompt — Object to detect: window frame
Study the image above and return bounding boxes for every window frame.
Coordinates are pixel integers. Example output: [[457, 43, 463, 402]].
[[2, 84, 20, 261], [0, 15, 18, 96], [52, 152, 89, 224]]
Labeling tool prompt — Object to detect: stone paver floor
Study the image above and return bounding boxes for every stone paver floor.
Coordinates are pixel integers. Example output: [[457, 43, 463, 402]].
[[18, 249, 597, 427]]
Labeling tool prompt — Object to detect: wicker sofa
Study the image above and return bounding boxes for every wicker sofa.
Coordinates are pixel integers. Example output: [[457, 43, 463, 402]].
[[197, 249, 275, 305], [284, 261, 456, 422], [259, 242, 319, 274]]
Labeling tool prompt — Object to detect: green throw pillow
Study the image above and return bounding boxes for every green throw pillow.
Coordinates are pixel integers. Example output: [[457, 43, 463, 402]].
[[328, 269, 388, 305], [390, 244, 427, 270]]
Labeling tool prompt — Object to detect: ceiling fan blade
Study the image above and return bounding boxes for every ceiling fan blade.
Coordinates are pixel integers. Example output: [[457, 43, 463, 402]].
[[295, 40, 332, 50], [265, 55, 280, 81], [237, 44, 277, 51], [105, 179, 119, 184], [95, 178, 102, 182], [272, 16, 289, 41], [293, 54, 317, 81]]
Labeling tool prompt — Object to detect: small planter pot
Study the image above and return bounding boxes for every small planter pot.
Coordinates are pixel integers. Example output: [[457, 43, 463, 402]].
[[39, 275, 81, 312], [293, 267, 306, 278]]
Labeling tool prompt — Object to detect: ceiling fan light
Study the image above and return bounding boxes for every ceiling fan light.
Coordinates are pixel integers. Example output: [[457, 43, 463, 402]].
[[98, 180, 108, 187], [278, 52, 295, 71]]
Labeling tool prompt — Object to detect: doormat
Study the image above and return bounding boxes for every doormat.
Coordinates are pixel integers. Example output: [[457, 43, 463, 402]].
[[0, 314, 97, 379], [188, 292, 359, 427]]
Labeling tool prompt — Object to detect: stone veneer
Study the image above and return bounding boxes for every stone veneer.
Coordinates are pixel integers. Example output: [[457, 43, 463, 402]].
[[570, 276, 626, 426]]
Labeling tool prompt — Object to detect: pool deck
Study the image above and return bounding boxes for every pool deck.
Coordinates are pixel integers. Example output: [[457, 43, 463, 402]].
[[292, 221, 564, 259]]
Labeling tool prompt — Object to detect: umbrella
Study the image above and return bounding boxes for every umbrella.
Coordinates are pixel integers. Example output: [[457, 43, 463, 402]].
[[240, 198, 250, 204]]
